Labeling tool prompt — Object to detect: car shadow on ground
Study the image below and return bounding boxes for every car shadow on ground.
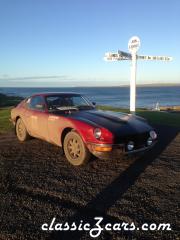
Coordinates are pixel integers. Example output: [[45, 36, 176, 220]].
[[49, 124, 180, 240]]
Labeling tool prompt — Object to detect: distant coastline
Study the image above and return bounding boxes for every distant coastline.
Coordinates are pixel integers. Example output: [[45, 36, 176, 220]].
[[0, 83, 180, 88], [0, 85, 180, 108], [0, 93, 180, 112]]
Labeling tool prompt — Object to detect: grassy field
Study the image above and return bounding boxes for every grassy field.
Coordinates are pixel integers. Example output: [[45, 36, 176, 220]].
[[0, 107, 180, 135], [137, 110, 180, 127], [98, 105, 180, 127], [0, 108, 14, 134], [0, 93, 23, 107]]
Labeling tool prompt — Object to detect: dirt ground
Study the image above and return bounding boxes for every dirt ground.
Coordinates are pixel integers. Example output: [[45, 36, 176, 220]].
[[0, 125, 179, 240]]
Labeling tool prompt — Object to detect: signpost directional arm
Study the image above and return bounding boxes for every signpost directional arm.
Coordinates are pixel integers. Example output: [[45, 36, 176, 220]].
[[137, 55, 173, 61], [104, 52, 131, 61]]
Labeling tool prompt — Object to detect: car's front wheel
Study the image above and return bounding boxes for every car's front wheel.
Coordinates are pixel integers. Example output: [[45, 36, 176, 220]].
[[16, 118, 30, 142], [63, 131, 91, 166]]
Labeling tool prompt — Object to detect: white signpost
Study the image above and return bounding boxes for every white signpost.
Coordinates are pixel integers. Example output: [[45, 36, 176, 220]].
[[104, 36, 172, 113], [128, 36, 140, 112]]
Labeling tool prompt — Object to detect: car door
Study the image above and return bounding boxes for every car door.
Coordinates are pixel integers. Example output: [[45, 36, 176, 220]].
[[45, 95, 73, 146], [24, 95, 49, 140], [47, 114, 64, 146]]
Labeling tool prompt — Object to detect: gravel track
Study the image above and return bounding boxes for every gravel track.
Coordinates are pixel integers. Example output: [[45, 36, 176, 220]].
[[0, 125, 179, 240]]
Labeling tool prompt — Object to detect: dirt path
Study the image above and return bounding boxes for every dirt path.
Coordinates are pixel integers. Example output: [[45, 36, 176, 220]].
[[0, 125, 179, 240]]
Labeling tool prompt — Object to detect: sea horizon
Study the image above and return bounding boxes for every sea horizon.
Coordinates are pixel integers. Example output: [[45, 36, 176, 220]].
[[1, 83, 180, 88], [0, 85, 180, 108]]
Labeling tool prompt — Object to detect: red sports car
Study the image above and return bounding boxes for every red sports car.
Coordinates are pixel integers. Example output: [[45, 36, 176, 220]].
[[11, 92, 157, 166]]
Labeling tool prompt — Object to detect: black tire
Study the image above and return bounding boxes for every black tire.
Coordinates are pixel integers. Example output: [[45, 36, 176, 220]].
[[16, 118, 30, 142], [63, 131, 91, 166]]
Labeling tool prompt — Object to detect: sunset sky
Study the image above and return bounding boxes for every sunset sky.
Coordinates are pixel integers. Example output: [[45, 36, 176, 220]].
[[0, 0, 179, 87]]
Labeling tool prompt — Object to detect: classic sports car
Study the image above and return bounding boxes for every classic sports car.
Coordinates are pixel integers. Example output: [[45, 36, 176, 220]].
[[11, 92, 157, 166]]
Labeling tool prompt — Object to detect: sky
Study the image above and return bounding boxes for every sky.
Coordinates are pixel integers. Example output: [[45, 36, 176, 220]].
[[0, 0, 179, 87]]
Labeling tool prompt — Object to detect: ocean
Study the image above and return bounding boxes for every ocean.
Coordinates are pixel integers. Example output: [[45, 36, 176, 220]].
[[0, 86, 180, 108]]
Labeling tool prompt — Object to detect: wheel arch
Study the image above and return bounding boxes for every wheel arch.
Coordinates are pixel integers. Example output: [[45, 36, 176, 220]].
[[15, 116, 21, 123], [61, 127, 73, 147], [61, 127, 87, 148]]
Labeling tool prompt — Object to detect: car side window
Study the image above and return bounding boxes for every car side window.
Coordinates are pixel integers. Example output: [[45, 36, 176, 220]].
[[28, 96, 46, 111], [46, 96, 73, 109], [72, 96, 87, 106]]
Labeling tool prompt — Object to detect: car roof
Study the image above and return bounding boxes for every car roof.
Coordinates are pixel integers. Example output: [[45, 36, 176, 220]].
[[30, 92, 81, 98]]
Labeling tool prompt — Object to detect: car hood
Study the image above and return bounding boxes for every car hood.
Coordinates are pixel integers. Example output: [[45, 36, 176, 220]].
[[68, 109, 152, 137]]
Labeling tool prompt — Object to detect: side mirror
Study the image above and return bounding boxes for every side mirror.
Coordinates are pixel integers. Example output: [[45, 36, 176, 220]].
[[92, 102, 96, 106]]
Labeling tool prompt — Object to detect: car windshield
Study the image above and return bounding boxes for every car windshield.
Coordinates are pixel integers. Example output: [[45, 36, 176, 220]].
[[45, 94, 94, 111]]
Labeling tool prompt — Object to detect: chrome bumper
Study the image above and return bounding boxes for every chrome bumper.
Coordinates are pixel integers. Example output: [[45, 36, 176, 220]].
[[87, 140, 157, 159]]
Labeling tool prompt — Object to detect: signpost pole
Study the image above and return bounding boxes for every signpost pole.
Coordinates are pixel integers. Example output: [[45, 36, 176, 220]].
[[128, 36, 140, 114], [130, 52, 137, 113]]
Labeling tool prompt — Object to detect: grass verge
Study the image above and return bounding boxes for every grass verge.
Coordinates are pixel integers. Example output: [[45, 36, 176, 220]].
[[98, 105, 180, 127], [0, 108, 14, 134], [0, 93, 24, 107]]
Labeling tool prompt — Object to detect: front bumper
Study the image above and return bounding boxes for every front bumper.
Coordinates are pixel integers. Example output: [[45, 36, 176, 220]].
[[87, 140, 157, 159]]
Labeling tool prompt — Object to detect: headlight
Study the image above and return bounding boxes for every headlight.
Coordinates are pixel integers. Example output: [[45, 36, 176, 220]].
[[127, 141, 134, 151], [94, 128, 102, 139], [147, 137, 153, 146], [150, 130, 157, 140]]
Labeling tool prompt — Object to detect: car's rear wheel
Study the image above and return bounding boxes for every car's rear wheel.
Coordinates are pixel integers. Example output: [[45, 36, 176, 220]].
[[16, 118, 30, 142], [63, 131, 91, 166]]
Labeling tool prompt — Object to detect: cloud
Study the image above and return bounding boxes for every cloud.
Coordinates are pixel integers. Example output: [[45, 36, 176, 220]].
[[0, 75, 73, 82]]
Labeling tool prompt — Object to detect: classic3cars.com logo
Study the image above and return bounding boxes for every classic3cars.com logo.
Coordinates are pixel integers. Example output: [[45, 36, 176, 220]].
[[41, 217, 172, 238]]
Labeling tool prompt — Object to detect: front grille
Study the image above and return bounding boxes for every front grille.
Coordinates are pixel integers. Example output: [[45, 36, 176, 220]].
[[133, 132, 149, 148], [115, 132, 149, 150]]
